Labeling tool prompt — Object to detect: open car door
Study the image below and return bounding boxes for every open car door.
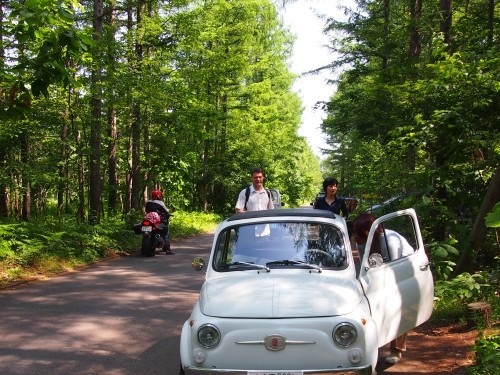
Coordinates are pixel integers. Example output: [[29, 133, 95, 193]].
[[358, 208, 433, 348], [268, 188, 283, 209]]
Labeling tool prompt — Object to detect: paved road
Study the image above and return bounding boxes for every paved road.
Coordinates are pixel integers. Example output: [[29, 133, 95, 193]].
[[0, 233, 214, 375], [0, 226, 445, 375]]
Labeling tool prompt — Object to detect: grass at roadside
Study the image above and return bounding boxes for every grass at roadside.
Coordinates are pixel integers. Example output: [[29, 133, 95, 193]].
[[0, 210, 222, 287]]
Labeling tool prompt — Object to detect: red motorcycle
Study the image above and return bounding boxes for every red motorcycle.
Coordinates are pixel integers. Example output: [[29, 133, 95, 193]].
[[133, 210, 172, 257]]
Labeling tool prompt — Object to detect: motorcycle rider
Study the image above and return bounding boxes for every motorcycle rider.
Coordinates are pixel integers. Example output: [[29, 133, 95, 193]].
[[145, 189, 174, 254]]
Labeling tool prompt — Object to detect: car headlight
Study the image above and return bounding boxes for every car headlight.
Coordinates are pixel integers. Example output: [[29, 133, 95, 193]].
[[333, 322, 358, 347], [197, 324, 221, 348]]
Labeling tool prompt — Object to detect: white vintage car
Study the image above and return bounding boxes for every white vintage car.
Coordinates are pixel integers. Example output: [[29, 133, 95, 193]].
[[180, 208, 433, 375]]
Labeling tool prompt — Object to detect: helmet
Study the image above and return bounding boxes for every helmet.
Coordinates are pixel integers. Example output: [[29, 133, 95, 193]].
[[145, 212, 161, 225], [151, 189, 162, 200]]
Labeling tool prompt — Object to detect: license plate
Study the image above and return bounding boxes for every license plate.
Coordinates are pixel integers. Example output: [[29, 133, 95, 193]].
[[248, 372, 303, 375], [141, 226, 152, 232]]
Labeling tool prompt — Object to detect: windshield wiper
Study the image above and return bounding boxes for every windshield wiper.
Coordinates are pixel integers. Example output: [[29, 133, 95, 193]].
[[266, 260, 322, 273], [225, 261, 270, 272]]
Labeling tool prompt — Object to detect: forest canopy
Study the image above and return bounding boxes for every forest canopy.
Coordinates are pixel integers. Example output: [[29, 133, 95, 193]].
[[0, 0, 322, 223], [319, 0, 499, 276]]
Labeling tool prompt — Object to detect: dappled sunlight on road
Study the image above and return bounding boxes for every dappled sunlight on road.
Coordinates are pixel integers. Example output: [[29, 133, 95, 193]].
[[0, 232, 213, 374]]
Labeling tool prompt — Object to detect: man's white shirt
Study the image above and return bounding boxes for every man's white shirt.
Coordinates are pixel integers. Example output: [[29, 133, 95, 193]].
[[235, 185, 273, 211]]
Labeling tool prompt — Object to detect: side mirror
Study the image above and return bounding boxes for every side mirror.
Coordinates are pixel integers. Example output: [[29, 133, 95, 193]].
[[368, 253, 383, 268], [192, 257, 205, 271]]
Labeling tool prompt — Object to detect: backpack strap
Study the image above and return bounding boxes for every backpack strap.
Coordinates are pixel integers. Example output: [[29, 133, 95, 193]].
[[244, 186, 251, 211], [244, 187, 271, 211]]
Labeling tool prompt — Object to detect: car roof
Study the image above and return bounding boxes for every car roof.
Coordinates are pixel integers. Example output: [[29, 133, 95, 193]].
[[227, 208, 336, 222]]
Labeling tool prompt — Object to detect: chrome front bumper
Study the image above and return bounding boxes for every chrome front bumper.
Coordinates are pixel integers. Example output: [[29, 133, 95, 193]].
[[182, 365, 373, 375]]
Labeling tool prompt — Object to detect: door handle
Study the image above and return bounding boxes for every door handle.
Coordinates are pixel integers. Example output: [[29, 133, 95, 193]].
[[420, 261, 431, 270]]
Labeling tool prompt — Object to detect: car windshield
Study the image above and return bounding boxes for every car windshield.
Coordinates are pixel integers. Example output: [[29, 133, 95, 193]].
[[213, 221, 348, 271]]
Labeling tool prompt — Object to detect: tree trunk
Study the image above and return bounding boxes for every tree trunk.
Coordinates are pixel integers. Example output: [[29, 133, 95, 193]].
[[0, 148, 7, 217], [106, 1, 118, 214], [440, 0, 452, 47], [74, 128, 86, 224], [431, 0, 454, 241], [21, 132, 30, 221], [89, 0, 104, 225], [407, 0, 422, 173], [66, 82, 85, 223], [0, 1, 7, 217], [409, 0, 422, 59], [211, 91, 227, 213], [107, 107, 118, 213], [454, 162, 500, 275], [130, 0, 146, 211], [58, 97, 70, 217], [382, 0, 390, 69]]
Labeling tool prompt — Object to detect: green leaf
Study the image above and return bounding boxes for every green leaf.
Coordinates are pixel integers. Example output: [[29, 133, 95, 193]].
[[442, 244, 459, 256], [434, 247, 449, 258], [485, 202, 500, 228]]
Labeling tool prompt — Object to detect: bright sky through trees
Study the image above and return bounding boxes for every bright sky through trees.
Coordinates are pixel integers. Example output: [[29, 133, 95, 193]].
[[281, 0, 354, 158]]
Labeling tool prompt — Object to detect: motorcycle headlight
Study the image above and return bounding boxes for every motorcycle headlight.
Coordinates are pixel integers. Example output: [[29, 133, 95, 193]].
[[197, 324, 221, 348], [333, 322, 357, 347]]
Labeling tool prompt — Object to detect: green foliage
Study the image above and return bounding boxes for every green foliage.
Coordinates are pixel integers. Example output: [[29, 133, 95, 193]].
[[0, 223, 29, 259], [169, 211, 222, 238], [321, 0, 500, 279], [427, 237, 460, 281], [1, 0, 321, 223], [468, 335, 500, 375], [434, 272, 494, 311], [5, 0, 93, 98], [485, 203, 500, 228], [0, 211, 221, 286]]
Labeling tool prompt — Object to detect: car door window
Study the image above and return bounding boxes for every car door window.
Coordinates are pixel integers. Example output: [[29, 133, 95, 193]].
[[377, 215, 416, 263]]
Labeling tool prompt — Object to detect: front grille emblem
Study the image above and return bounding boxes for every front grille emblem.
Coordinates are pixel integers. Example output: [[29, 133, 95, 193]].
[[264, 335, 286, 351]]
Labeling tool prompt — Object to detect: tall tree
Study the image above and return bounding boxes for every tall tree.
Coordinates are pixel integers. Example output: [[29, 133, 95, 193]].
[[129, 0, 146, 211], [89, 0, 104, 224], [0, 0, 8, 217], [322, 0, 500, 275], [105, 0, 119, 213]]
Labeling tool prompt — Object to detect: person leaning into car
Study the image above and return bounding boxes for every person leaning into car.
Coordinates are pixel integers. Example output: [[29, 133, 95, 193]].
[[313, 177, 349, 218], [352, 212, 411, 365], [235, 167, 274, 213]]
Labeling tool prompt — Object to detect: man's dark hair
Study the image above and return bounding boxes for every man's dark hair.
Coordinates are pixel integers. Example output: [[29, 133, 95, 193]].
[[322, 177, 339, 192], [251, 167, 264, 176]]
